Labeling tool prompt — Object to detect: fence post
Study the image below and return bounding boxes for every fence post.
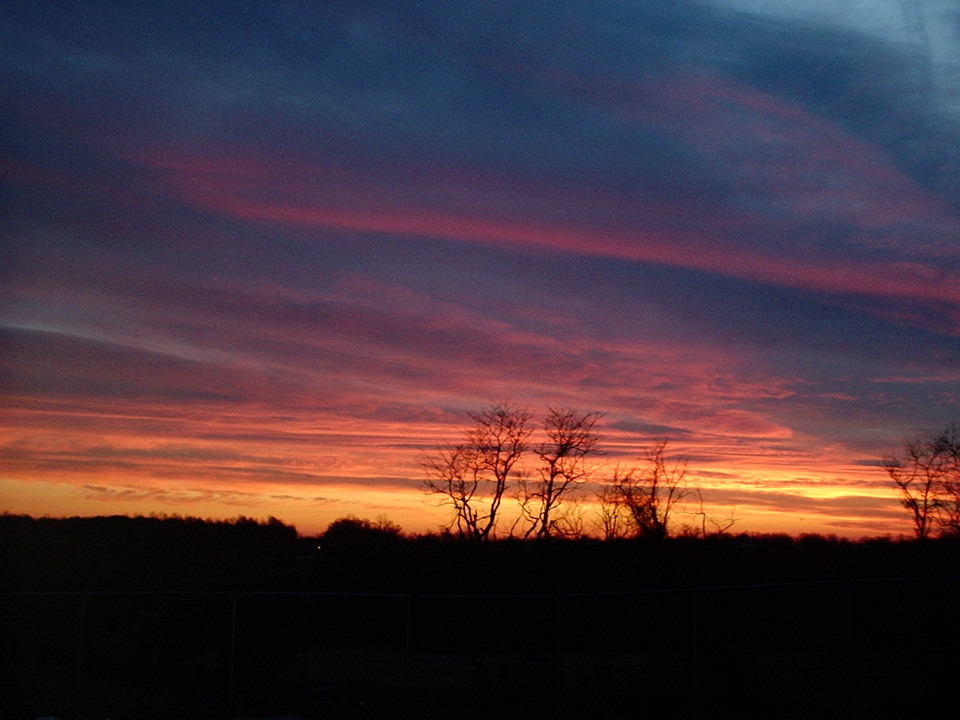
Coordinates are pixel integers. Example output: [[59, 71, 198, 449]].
[[300, 594, 308, 682], [75, 594, 87, 709], [846, 582, 858, 719], [690, 589, 700, 720], [404, 595, 413, 713], [229, 594, 238, 707], [553, 587, 562, 720]]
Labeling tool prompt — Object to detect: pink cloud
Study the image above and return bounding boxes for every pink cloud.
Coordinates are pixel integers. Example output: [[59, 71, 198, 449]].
[[128, 136, 960, 331]]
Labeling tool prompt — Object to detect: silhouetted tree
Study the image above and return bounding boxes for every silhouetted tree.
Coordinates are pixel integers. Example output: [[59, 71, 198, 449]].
[[421, 403, 532, 541], [596, 467, 633, 540], [519, 407, 602, 538], [601, 439, 688, 539], [687, 488, 737, 537], [885, 424, 960, 538], [323, 514, 403, 542], [937, 426, 960, 534], [317, 515, 406, 589]]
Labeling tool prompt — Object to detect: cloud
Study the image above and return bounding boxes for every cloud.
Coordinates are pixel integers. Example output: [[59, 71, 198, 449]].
[[6, 3, 958, 316]]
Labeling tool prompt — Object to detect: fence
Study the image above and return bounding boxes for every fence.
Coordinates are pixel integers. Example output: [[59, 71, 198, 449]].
[[2, 577, 956, 719]]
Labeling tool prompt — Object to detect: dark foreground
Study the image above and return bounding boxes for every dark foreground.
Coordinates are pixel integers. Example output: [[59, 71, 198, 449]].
[[1, 515, 957, 719]]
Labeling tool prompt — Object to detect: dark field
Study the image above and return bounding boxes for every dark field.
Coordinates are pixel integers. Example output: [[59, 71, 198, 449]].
[[1, 515, 957, 719]]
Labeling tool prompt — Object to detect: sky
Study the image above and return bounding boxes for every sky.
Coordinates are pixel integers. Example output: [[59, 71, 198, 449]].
[[2, 0, 959, 538]]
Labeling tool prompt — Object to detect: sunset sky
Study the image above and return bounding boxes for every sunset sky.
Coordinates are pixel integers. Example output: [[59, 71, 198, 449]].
[[2, 0, 959, 538]]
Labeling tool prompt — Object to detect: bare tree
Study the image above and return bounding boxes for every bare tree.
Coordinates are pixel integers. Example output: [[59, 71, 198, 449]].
[[596, 470, 632, 540], [932, 425, 960, 535], [519, 408, 602, 539], [421, 443, 484, 540], [603, 439, 689, 539], [687, 488, 737, 538], [885, 424, 960, 538], [550, 499, 586, 539], [421, 403, 532, 541]]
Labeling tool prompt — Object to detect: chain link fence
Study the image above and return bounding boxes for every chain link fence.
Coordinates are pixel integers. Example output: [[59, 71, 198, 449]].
[[2, 577, 956, 719]]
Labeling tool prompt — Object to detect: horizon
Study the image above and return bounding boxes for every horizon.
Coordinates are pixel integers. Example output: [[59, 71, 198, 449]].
[[2, 1, 959, 540], [0, 509, 925, 542]]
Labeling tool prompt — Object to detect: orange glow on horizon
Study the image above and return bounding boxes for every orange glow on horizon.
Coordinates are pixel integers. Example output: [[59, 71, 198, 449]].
[[1, 397, 911, 539]]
